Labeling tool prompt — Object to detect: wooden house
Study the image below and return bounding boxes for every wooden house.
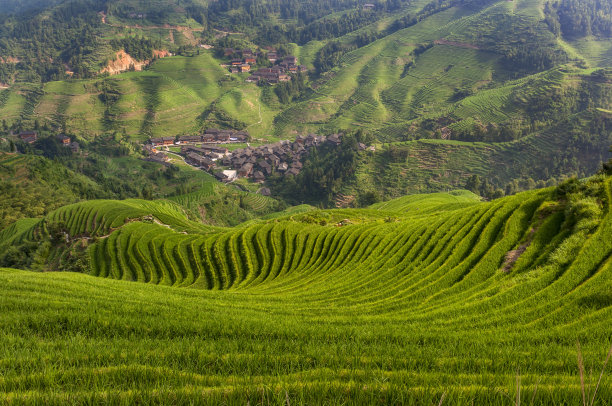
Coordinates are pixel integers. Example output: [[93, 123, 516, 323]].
[[238, 163, 253, 177], [18, 131, 37, 144], [178, 135, 202, 144], [150, 137, 175, 146], [253, 170, 265, 183], [56, 134, 71, 146]]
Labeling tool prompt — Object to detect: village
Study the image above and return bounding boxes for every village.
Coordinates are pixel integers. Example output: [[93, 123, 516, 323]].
[[143, 130, 371, 185], [223, 47, 308, 84]]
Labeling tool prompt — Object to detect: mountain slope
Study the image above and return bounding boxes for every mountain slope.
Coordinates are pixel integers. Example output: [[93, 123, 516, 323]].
[[0, 174, 611, 403]]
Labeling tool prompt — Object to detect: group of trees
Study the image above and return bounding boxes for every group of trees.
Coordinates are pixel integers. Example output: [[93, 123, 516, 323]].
[[313, 41, 357, 74], [273, 73, 308, 103], [258, 9, 384, 45], [545, 0, 612, 39], [269, 131, 369, 206], [464, 174, 557, 200], [452, 122, 524, 143], [109, 37, 162, 61]]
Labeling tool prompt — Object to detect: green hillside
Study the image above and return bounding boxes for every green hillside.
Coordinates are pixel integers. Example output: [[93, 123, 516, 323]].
[[0, 0, 609, 202], [1, 174, 611, 403], [0, 152, 106, 229], [1, 0, 609, 142]]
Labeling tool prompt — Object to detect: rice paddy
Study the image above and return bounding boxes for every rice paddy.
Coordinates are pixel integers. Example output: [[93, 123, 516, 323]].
[[1, 175, 611, 404]]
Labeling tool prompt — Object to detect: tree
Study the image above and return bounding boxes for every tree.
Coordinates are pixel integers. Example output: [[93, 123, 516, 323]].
[[465, 175, 482, 194]]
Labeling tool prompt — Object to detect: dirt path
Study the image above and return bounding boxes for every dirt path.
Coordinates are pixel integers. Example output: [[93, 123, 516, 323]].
[[167, 151, 202, 171], [179, 28, 198, 46], [213, 28, 243, 38], [247, 100, 263, 129]]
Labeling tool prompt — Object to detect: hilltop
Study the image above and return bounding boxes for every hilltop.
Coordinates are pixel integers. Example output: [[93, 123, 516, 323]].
[[1, 173, 611, 403]]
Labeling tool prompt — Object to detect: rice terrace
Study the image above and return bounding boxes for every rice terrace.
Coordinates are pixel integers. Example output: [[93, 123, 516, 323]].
[[0, 0, 611, 404], [0, 173, 611, 404]]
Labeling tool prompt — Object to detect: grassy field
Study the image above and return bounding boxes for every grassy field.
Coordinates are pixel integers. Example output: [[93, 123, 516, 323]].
[[1, 175, 611, 403]]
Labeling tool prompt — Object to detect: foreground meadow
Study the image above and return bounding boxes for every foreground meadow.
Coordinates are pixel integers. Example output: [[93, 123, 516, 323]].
[[1, 176, 611, 404]]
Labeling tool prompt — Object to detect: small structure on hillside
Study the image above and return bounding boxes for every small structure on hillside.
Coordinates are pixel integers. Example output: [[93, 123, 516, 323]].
[[18, 131, 37, 144], [56, 134, 71, 146]]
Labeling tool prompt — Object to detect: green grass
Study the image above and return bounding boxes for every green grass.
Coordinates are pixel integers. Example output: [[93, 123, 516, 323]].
[[370, 189, 481, 212], [1, 176, 612, 403]]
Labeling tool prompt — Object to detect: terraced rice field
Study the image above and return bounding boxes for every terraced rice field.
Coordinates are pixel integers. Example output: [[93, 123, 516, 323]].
[[1, 176, 611, 404]]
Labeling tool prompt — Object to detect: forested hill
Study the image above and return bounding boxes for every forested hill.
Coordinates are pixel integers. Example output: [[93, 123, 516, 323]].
[[1, 0, 610, 83]]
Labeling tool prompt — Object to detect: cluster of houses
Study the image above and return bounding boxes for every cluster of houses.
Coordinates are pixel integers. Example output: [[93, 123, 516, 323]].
[[145, 131, 376, 186], [226, 48, 258, 73], [178, 133, 345, 183], [247, 56, 308, 84], [149, 128, 249, 147], [183, 145, 228, 171], [223, 47, 308, 83], [143, 148, 171, 166]]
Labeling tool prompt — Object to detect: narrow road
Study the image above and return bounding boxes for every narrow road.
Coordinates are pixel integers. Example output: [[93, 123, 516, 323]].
[[247, 100, 263, 129]]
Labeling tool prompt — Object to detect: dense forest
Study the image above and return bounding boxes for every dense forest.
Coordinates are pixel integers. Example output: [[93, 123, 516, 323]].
[[545, 0, 612, 39], [0, 0, 104, 82]]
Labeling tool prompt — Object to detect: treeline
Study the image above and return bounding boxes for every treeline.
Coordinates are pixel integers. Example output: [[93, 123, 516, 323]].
[[464, 174, 557, 200], [313, 41, 357, 74], [469, 12, 568, 74], [259, 9, 381, 45], [545, 0, 612, 39], [110, 37, 162, 61], [208, 0, 362, 28], [209, 0, 414, 46]]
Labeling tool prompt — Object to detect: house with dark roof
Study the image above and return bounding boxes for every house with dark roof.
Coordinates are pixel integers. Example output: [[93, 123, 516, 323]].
[[178, 135, 202, 144], [186, 152, 215, 170], [18, 131, 37, 144], [238, 163, 253, 177], [258, 160, 272, 175], [150, 137, 175, 146], [327, 133, 342, 145], [253, 170, 265, 183]]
